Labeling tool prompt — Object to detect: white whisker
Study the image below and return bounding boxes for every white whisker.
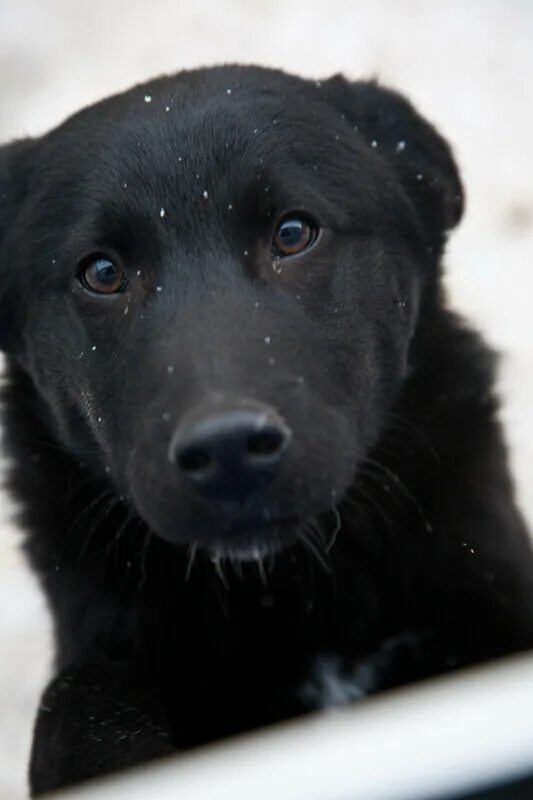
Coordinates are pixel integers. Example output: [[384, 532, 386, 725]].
[[327, 506, 342, 553], [185, 542, 199, 582]]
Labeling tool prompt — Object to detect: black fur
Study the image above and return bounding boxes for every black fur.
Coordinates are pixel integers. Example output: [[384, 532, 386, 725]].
[[1, 65, 532, 795]]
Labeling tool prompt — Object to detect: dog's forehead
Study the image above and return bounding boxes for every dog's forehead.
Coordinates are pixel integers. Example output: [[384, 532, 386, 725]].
[[47, 73, 351, 194], [32, 70, 408, 250]]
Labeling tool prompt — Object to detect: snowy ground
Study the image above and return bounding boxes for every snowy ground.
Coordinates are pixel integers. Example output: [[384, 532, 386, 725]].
[[1, 1, 532, 797]]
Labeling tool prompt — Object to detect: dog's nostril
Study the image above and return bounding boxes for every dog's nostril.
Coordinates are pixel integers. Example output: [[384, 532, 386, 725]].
[[178, 448, 213, 474], [246, 429, 285, 457]]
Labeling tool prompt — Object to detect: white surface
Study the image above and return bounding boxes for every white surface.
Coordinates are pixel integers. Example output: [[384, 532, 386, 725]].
[[52, 653, 533, 800], [1, 2, 532, 798]]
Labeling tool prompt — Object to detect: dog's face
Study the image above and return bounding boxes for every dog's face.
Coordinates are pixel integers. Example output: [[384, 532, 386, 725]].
[[0, 67, 463, 558]]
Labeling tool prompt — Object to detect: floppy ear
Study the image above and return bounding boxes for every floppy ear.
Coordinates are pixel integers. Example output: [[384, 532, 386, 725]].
[[323, 76, 464, 246], [0, 137, 35, 350]]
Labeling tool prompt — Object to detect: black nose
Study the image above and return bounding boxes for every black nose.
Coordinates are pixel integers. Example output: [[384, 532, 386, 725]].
[[172, 404, 292, 500]]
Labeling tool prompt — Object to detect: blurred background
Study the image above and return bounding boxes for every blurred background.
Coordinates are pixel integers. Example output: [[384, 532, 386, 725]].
[[1, 1, 532, 797]]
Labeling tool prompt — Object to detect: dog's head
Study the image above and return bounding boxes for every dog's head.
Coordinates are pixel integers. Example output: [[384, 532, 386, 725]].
[[0, 66, 463, 559]]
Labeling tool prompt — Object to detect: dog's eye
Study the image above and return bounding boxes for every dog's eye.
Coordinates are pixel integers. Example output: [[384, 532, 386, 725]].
[[272, 217, 317, 257], [80, 256, 127, 294]]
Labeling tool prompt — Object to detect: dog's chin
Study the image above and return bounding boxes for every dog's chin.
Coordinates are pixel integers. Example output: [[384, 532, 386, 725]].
[[203, 519, 301, 563]]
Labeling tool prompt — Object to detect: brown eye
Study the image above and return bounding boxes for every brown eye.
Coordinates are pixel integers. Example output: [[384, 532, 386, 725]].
[[80, 256, 127, 294], [272, 217, 317, 256]]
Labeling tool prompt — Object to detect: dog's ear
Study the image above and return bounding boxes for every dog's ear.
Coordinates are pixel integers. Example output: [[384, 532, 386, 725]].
[[0, 138, 36, 350], [323, 76, 464, 245]]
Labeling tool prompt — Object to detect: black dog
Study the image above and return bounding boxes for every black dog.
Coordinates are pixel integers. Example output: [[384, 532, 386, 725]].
[[1, 65, 533, 795]]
